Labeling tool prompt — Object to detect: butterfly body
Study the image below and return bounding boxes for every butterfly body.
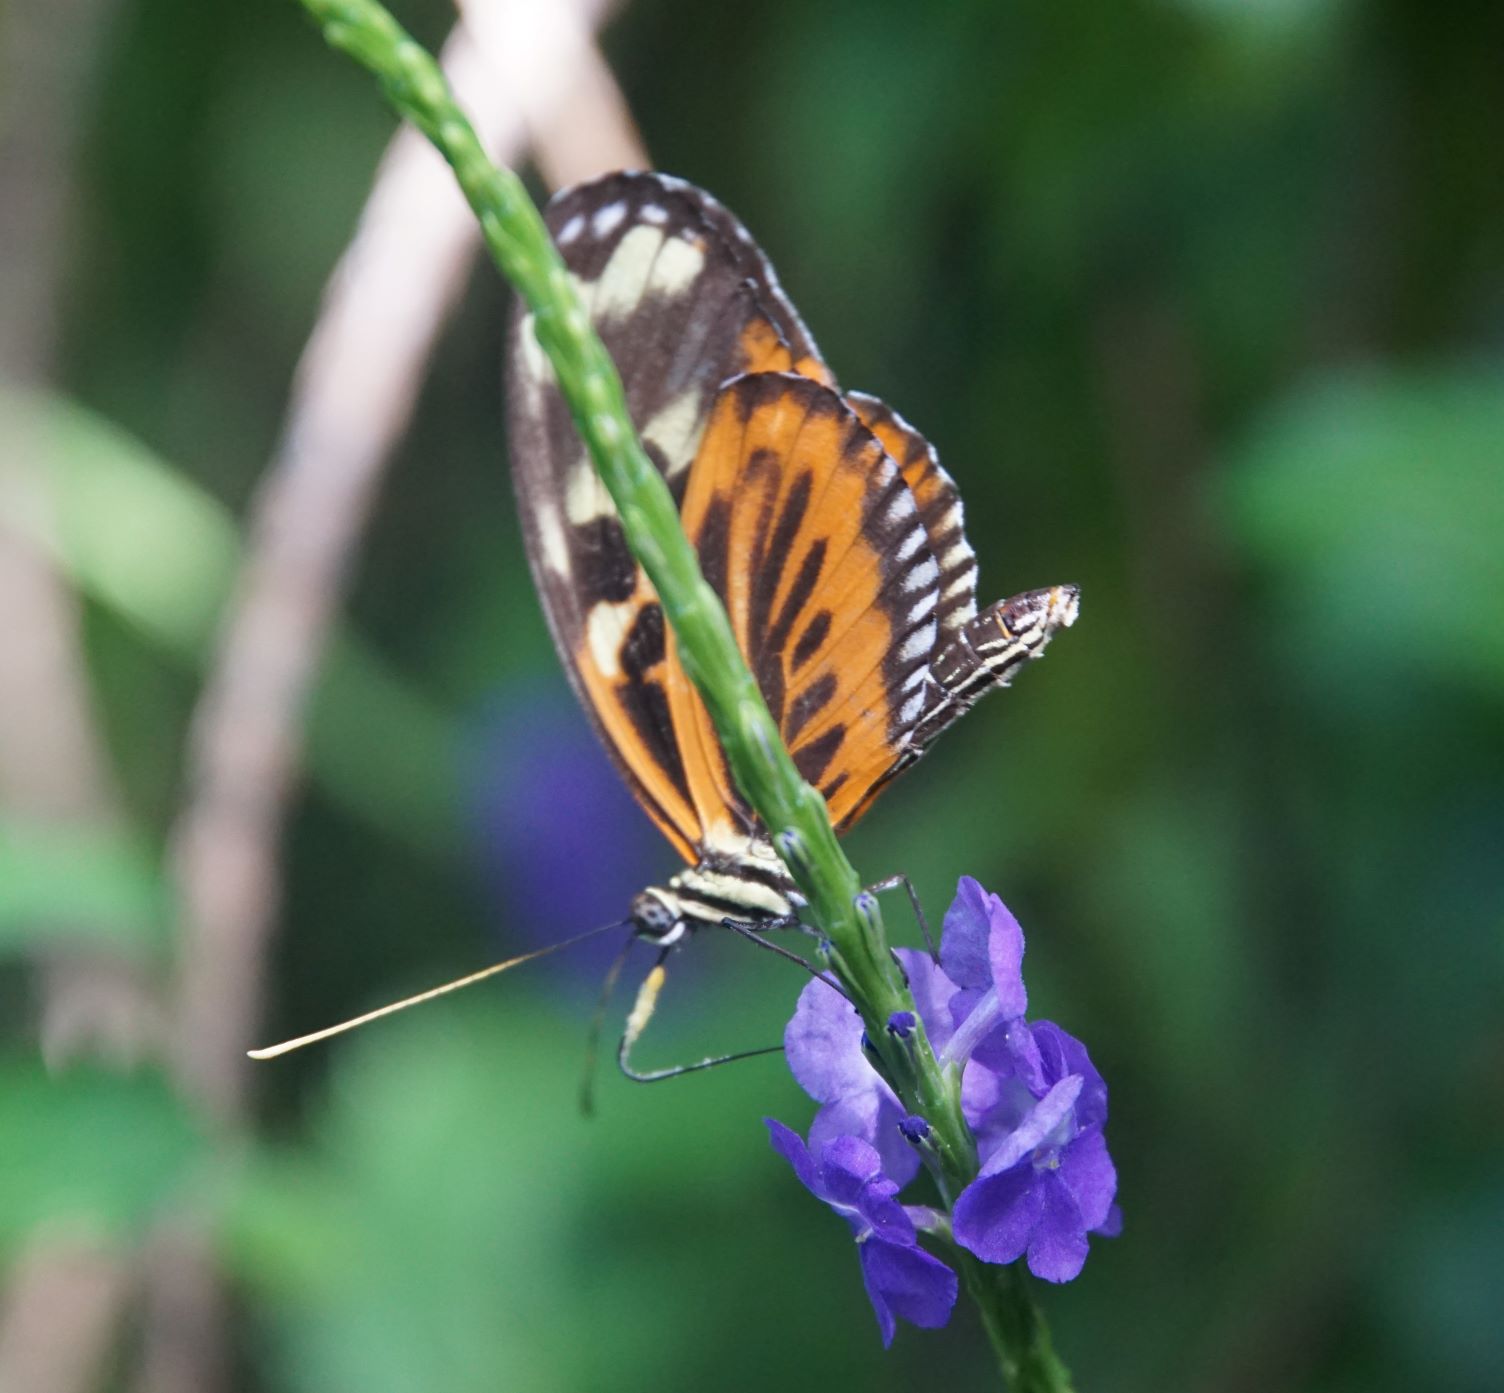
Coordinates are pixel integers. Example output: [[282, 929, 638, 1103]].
[[507, 173, 1077, 946], [631, 835, 801, 945]]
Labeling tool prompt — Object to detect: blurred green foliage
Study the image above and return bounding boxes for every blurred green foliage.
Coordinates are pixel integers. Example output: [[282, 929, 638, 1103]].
[[0, 1063, 201, 1253], [3, 0, 1501, 1389]]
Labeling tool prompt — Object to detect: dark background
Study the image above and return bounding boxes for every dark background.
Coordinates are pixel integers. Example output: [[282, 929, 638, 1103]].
[[2, 0, 1501, 1389]]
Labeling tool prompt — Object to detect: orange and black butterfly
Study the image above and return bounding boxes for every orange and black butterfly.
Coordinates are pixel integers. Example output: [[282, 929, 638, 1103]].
[[507, 173, 1077, 950]]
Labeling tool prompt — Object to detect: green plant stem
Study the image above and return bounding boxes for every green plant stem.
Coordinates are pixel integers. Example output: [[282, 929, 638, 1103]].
[[961, 1254, 1076, 1392], [291, 3, 1071, 1386]]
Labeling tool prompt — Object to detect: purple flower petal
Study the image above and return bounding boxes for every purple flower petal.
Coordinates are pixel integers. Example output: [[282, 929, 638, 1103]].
[[960, 1057, 1007, 1129], [818, 1138, 913, 1243], [939, 877, 1029, 1020], [785, 976, 870, 1103], [978, 1074, 1083, 1178], [767, 1119, 956, 1345], [895, 947, 960, 1054], [962, 1060, 1045, 1157], [767, 1123, 916, 1244], [952, 1164, 1041, 1265], [858, 1238, 959, 1347], [1032, 1021, 1108, 1128], [964, 1003, 1048, 1094], [1056, 1129, 1118, 1234], [817, 1134, 885, 1204], [1096, 1203, 1124, 1238], [780, 873, 1120, 1294], [809, 1090, 920, 1189], [1026, 1174, 1091, 1283], [765, 1117, 821, 1194], [939, 877, 995, 990], [985, 897, 1028, 1020]]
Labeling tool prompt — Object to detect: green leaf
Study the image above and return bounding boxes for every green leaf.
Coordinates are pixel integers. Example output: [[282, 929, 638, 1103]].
[[0, 385, 456, 853], [0, 818, 167, 960], [1217, 362, 1504, 695], [0, 385, 239, 660], [0, 1061, 202, 1257]]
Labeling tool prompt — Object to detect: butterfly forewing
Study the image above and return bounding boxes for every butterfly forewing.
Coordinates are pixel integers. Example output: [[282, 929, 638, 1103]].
[[507, 173, 834, 863]]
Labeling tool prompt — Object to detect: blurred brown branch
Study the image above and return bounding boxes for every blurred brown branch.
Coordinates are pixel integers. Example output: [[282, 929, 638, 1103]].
[[169, 0, 644, 1135], [0, 1232, 135, 1393], [141, 4, 645, 1391]]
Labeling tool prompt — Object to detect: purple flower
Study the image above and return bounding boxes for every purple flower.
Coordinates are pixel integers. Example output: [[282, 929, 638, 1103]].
[[783, 972, 920, 1186], [765, 1120, 958, 1346], [781, 877, 1120, 1284], [938, 878, 1121, 1283]]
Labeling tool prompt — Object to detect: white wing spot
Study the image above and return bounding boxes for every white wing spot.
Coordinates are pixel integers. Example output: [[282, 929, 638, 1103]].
[[592, 201, 628, 238], [899, 691, 927, 725], [895, 527, 927, 563], [585, 599, 638, 680], [641, 203, 669, 224], [899, 621, 938, 663], [940, 542, 974, 570], [908, 589, 939, 623], [591, 226, 666, 322], [884, 491, 917, 529], [557, 213, 586, 245], [536, 500, 570, 577], [565, 461, 619, 524], [699, 823, 752, 857], [642, 389, 706, 476], [942, 566, 978, 600], [654, 235, 707, 294], [903, 557, 940, 593]]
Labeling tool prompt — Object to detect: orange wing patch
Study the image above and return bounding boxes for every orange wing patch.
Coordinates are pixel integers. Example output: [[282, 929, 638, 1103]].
[[737, 314, 835, 386], [572, 582, 700, 864], [671, 373, 942, 837]]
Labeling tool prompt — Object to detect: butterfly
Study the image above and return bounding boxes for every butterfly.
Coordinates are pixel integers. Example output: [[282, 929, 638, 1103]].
[[506, 172, 1077, 951]]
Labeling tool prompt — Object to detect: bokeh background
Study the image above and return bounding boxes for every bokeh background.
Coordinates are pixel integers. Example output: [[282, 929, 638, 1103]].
[[2, 0, 1501, 1390]]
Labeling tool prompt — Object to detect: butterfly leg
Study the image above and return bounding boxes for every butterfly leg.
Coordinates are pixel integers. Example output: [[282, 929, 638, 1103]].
[[864, 874, 938, 963], [718, 916, 855, 999], [616, 948, 785, 1084]]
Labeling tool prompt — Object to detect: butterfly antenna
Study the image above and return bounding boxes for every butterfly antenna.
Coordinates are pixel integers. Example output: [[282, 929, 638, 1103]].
[[615, 947, 785, 1084], [578, 933, 635, 1117], [248, 919, 631, 1061]]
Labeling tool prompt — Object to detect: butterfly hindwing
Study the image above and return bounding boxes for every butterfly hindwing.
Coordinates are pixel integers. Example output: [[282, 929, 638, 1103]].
[[845, 391, 978, 638], [674, 374, 945, 836]]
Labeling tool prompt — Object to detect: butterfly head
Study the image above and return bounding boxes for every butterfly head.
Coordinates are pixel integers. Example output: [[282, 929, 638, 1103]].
[[631, 887, 689, 946]]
